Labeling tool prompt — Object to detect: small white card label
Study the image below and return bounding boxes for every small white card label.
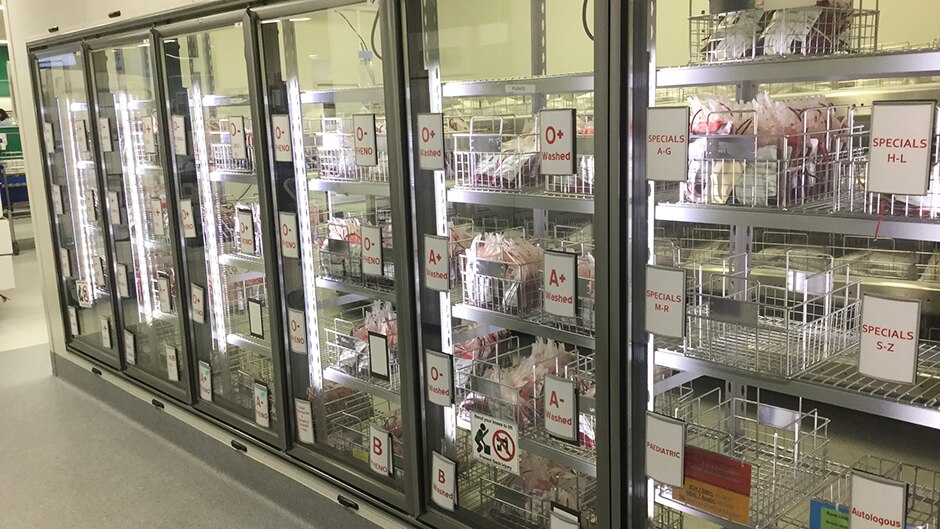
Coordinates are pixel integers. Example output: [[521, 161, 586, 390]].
[[539, 109, 577, 175], [424, 235, 450, 292], [157, 276, 172, 313], [76, 280, 93, 308], [279, 212, 299, 259], [44, 122, 55, 153], [237, 208, 256, 255], [98, 117, 112, 153], [108, 191, 121, 225], [645, 266, 686, 339], [229, 116, 247, 160], [859, 295, 920, 385], [191, 284, 205, 324], [369, 331, 390, 380], [141, 116, 157, 154], [248, 299, 264, 338], [850, 472, 907, 529], [253, 382, 270, 428], [868, 102, 935, 196], [150, 198, 165, 236], [84, 190, 97, 220], [272, 115, 292, 162], [544, 375, 578, 442], [100, 316, 112, 349], [287, 308, 307, 354], [426, 350, 454, 406], [93, 257, 105, 287], [68, 307, 80, 336], [431, 452, 457, 511], [180, 199, 197, 238], [361, 225, 383, 277], [172, 115, 188, 155], [550, 506, 581, 529], [52, 185, 65, 215], [543, 251, 577, 318], [294, 398, 314, 444], [765, 0, 828, 9], [370, 426, 393, 476], [116, 263, 130, 298], [60, 248, 71, 277], [74, 119, 88, 153], [124, 329, 136, 365], [165, 345, 180, 381], [198, 360, 213, 401], [645, 412, 686, 487], [353, 114, 378, 167], [417, 113, 445, 170], [471, 412, 520, 475], [647, 107, 690, 182]]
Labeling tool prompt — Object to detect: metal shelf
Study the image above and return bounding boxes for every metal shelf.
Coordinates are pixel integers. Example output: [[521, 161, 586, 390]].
[[518, 435, 597, 478], [301, 87, 385, 105], [656, 49, 940, 88], [219, 253, 266, 273], [654, 496, 752, 529], [201, 94, 251, 107], [227, 333, 271, 358], [307, 177, 390, 197], [209, 170, 257, 185], [442, 73, 594, 98], [448, 188, 594, 214], [322, 367, 401, 404], [451, 304, 595, 349], [315, 277, 396, 303]]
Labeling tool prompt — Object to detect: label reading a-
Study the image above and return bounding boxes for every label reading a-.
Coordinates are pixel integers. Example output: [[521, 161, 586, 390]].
[[198, 361, 212, 401], [543, 375, 577, 442]]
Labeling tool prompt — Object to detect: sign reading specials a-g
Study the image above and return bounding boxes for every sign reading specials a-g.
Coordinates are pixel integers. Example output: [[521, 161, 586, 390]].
[[417, 113, 445, 170], [539, 109, 577, 175], [646, 107, 690, 182]]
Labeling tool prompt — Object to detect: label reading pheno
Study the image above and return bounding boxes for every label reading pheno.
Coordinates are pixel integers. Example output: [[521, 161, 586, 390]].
[[279, 212, 299, 259], [370, 426, 393, 476], [165, 345, 180, 382], [198, 361, 213, 401], [253, 382, 270, 428], [237, 208, 256, 255], [229, 117, 247, 160], [287, 308, 307, 354], [191, 284, 205, 324], [361, 224, 383, 277], [172, 115, 188, 155], [272, 115, 292, 162], [353, 114, 378, 167], [179, 199, 197, 238]]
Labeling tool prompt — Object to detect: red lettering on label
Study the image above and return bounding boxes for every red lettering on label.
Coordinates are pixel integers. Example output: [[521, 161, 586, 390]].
[[646, 440, 681, 458], [373, 437, 383, 456], [861, 325, 915, 341]]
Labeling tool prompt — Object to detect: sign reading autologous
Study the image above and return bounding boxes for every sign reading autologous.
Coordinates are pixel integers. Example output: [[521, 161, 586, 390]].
[[424, 234, 450, 292], [543, 251, 577, 318], [272, 115, 292, 162], [172, 115, 188, 155], [645, 265, 687, 338], [229, 116, 247, 160], [180, 199, 197, 238], [361, 225, 383, 276], [426, 350, 454, 406], [868, 102, 936, 196], [353, 114, 378, 167], [295, 398, 314, 444], [254, 382, 270, 428], [369, 331, 390, 381], [288, 308, 307, 355], [369, 426, 393, 476], [279, 212, 299, 259], [647, 107, 690, 182], [418, 113, 445, 170], [850, 472, 908, 529], [198, 361, 212, 401], [543, 375, 578, 442], [431, 452, 457, 511], [471, 412, 520, 474], [645, 412, 686, 487], [859, 295, 921, 384], [539, 108, 576, 175], [191, 284, 205, 324], [672, 446, 752, 525]]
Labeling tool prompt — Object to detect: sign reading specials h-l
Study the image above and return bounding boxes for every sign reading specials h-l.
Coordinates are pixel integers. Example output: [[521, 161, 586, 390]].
[[354, 114, 378, 167], [859, 295, 921, 385], [868, 101, 936, 196], [646, 107, 690, 182], [539, 109, 577, 176]]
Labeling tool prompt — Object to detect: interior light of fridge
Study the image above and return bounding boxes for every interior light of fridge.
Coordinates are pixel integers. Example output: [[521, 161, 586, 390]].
[[62, 97, 96, 294], [69, 101, 88, 112]]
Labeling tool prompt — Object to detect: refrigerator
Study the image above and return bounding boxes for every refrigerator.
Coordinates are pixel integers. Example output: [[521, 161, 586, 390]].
[[33, 46, 122, 369]]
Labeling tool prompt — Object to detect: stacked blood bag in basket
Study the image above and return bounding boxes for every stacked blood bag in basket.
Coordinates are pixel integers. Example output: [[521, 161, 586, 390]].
[[316, 213, 394, 280], [461, 232, 542, 316]]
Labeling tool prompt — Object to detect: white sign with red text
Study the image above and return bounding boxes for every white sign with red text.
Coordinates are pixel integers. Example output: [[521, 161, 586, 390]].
[[165, 345, 180, 382], [254, 382, 270, 428], [44, 122, 55, 153], [74, 119, 88, 153], [100, 316, 112, 349], [543, 251, 577, 318], [124, 330, 137, 365], [544, 375, 577, 442], [647, 107, 690, 182], [431, 452, 457, 511], [361, 224, 383, 277], [859, 295, 920, 384], [198, 360, 212, 401], [229, 117, 247, 160], [370, 426, 393, 476], [191, 284, 205, 324], [180, 199, 197, 238], [288, 308, 307, 355], [295, 398, 314, 444], [117, 263, 130, 298], [272, 115, 292, 162], [850, 472, 907, 529], [354, 114, 378, 167], [77, 280, 93, 308], [539, 109, 576, 175], [157, 276, 172, 313], [369, 331, 390, 381], [172, 115, 187, 155], [645, 266, 686, 339], [424, 234, 450, 292], [98, 118, 113, 153], [418, 113, 445, 170], [646, 412, 686, 487], [868, 102, 935, 196], [279, 212, 299, 259], [237, 208, 255, 255], [151, 198, 165, 235], [426, 350, 454, 406], [141, 116, 157, 154]]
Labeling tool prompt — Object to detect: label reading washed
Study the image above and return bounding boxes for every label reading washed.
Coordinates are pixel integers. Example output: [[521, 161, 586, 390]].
[[672, 446, 752, 525], [860, 295, 921, 385], [60, 248, 71, 277], [361, 224, 383, 277], [116, 263, 130, 298], [539, 109, 577, 176], [44, 122, 55, 153], [150, 199, 165, 236], [543, 251, 577, 318], [288, 308, 307, 354], [868, 102, 935, 196], [370, 426, 393, 476], [369, 331, 390, 381], [431, 452, 457, 511], [544, 375, 578, 442], [417, 113, 445, 170], [471, 412, 520, 475], [52, 185, 65, 216], [68, 306, 80, 336], [237, 208, 256, 255], [198, 361, 212, 401], [279, 212, 299, 259], [424, 234, 450, 292], [272, 115, 292, 162], [294, 398, 315, 444], [141, 116, 157, 154], [248, 299, 264, 339], [157, 276, 172, 313], [353, 114, 378, 167], [426, 350, 454, 406], [100, 316, 112, 349], [647, 107, 690, 182], [645, 266, 687, 339], [165, 345, 180, 382], [254, 382, 270, 428], [124, 330, 136, 365], [550, 505, 581, 529], [74, 119, 88, 153], [191, 284, 205, 324], [98, 118, 112, 153], [76, 280, 93, 308], [229, 116, 248, 160], [179, 199, 197, 238], [172, 115, 187, 155], [645, 411, 687, 487], [850, 472, 908, 529]]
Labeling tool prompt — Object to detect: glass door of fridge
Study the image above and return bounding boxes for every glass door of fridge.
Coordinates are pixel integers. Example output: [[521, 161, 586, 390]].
[[34, 48, 121, 369], [255, 2, 412, 506], [158, 15, 288, 446], [88, 34, 193, 402]]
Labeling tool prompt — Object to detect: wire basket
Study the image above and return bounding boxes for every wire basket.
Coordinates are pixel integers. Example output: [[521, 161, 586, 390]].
[[211, 345, 277, 423], [452, 116, 540, 191], [315, 209, 395, 289], [324, 389, 405, 482], [209, 118, 255, 173], [460, 235, 541, 317], [310, 117, 389, 182], [324, 304, 400, 394], [541, 227, 596, 336]]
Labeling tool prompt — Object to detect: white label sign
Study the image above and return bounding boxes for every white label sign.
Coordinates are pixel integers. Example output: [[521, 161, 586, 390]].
[[52, 185, 64, 215], [124, 329, 136, 365], [100, 316, 112, 349], [157, 276, 172, 313], [179, 199, 197, 238], [431, 452, 457, 511], [98, 118, 112, 153], [550, 506, 581, 529], [237, 208, 255, 255], [426, 350, 454, 406], [424, 234, 450, 292], [84, 190, 97, 220], [191, 284, 205, 324], [539, 109, 576, 175], [165, 345, 180, 382], [765, 0, 826, 9], [369, 331, 390, 380], [353, 114, 378, 167], [645, 266, 686, 339], [150, 199, 165, 236], [279, 212, 299, 259], [248, 299, 264, 338], [44, 122, 55, 153], [543, 251, 577, 318], [645, 412, 687, 487], [361, 224, 383, 277], [288, 308, 307, 354], [544, 375, 578, 442], [253, 382, 270, 428], [850, 472, 907, 529], [68, 307, 80, 336], [198, 360, 213, 401], [76, 279, 93, 308], [93, 257, 105, 288], [647, 107, 690, 182], [859, 295, 920, 384], [369, 426, 393, 476], [229, 116, 247, 160], [470, 412, 520, 474], [60, 248, 71, 277], [74, 119, 88, 153], [272, 115, 292, 162], [141, 116, 157, 154], [108, 191, 122, 225], [868, 102, 935, 196], [418, 113, 445, 170], [172, 115, 188, 155], [116, 263, 130, 298], [295, 398, 315, 444]]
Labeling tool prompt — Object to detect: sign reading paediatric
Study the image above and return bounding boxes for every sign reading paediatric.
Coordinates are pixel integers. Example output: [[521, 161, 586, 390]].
[[287, 308, 307, 354], [98, 118, 113, 153], [141, 116, 157, 154], [165, 345, 180, 382], [353, 114, 378, 167], [539, 109, 576, 175], [646, 107, 690, 182], [544, 375, 578, 442], [645, 265, 687, 338], [645, 411, 686, 487], [76, 280, 93, 308], [431, 452, 457, 511], [417, 113, 445, 170], [369, 426, 393, 476], [172, 115, 188, 155], [294, 398, 314, 444], [237, 208, 255, 255], [423, 234, 450, 292], [124, 330, 136, 365], [198, 361, 213, 401], [426, 350, 454, 406], [180, 199, 197, 238], [272, 115, 292, 162], [859, 295, 921, 385], [229, 116, 248, 160], [543, 251, 577, 318], [279, 212, 299, 259], [44, 122, 55, 153], [253, 382, 270, 428], [368, 331, 390, 381], [868, 102, 935, 196], [850, 472, 907, 529], [471, 412, 520, 474], [191, 284, 205, 324], [361, 224, 383, 277]]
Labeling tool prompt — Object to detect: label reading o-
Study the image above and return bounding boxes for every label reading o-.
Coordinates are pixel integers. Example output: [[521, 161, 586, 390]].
[[361, 224, 383, 277], [288, 308, 307, 355], [279, 212, 299, 259], [426, 350, 454, 406], [229, 117, 247, 160], [353, 114, 378, 167]]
